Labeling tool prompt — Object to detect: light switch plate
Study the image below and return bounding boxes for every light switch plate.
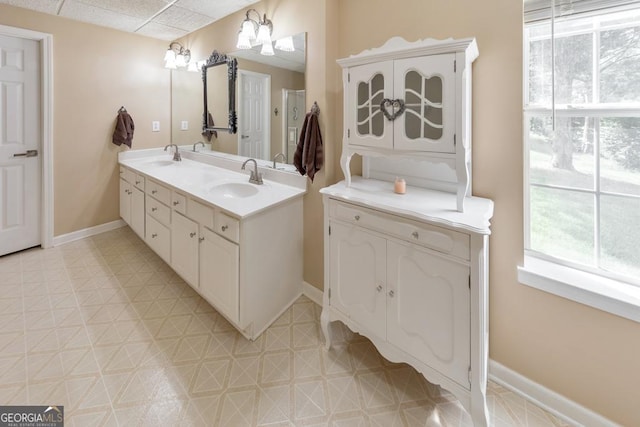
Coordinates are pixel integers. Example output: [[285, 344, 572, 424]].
[[181, 120, 188, 130], [152, 121, 160, 132]]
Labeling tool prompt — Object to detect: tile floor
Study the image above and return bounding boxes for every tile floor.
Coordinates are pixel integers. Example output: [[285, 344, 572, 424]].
[[0, 227, 572, 426]]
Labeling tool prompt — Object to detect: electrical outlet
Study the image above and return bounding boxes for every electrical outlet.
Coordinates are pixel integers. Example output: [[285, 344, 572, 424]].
[[181, 120, 189, 130], [152, 121, 160, 132]]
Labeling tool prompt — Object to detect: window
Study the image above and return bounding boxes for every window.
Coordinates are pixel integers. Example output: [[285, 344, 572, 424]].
[[524, 2, 640, 287]]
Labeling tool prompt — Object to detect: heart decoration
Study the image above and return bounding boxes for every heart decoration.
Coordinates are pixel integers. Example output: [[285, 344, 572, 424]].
[[380, 98, 406, 121]]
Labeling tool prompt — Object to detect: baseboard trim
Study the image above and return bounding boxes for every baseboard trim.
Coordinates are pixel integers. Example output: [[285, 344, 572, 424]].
[[489, 360, 619, 427], [302, 281, 323, 306], [53, 219, 126, 246]]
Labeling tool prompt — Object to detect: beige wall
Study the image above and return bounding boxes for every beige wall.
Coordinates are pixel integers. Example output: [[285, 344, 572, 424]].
[[0, 4, 170, 236], [2, 0, 639, 424]]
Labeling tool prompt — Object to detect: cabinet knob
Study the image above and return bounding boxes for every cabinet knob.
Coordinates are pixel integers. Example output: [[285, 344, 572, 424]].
[[152, 190, 157, 194], [151, 207, 157, 212], [376, 285, 382, 292], [199, 237, 205, 242], [173, 201, 179, 206], [221, 225, 228, 232], [135, 181, 140, 185], [190, 232, 196, 238], [354, 215, 360, 221], [388, 290, 395, 297], [151, 233, 157, 238], [412, 231, 419, 239]]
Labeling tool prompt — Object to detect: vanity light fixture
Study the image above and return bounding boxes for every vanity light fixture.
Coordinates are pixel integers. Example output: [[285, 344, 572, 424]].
[[164, 41, 191, 69], [236, 8, 273, 53]]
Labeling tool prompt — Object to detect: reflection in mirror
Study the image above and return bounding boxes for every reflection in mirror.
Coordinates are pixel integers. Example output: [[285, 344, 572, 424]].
[[170, 33, 305, 166], [202, 50, 237, 135]]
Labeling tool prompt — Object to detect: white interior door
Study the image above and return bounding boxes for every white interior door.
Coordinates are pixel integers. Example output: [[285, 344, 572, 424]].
[[238, 70, 270, 160], [0, 34, 40, 256]]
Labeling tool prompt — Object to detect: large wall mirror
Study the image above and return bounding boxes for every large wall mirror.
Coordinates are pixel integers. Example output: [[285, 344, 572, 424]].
[[171, 32, 306, 166]]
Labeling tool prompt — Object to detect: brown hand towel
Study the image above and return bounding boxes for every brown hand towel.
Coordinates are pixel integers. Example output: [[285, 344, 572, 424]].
[[293, 107, 323, 182], [201, 111, 218, 142], [112, 111, 135, 148]]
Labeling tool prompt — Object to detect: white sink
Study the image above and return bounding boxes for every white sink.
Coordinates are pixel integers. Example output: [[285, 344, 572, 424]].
[[211, 182, 259, 198], [142, 159, 175, 167]]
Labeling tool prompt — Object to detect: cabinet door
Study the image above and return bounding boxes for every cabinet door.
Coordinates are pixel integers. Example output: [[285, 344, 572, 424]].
[[119, 178, 131, 224], [199, 227, 239, 324], [146, 214, 170, 264], [347, 61, 394, 149], [329, 221, 387, 339], [386, 240, 470, 388], [171, 212, 199, 288], [393, 54, 456, 153], [130, 186, 145, 239]]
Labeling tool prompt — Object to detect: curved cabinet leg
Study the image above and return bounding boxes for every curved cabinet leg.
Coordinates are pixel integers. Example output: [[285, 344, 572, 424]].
[[340, 151, 353, 187], [471, 391, 490, 427], [320, 308, 333, 350]]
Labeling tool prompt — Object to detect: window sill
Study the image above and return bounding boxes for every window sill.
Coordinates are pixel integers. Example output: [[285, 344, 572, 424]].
[[517, 256, 640, 324]]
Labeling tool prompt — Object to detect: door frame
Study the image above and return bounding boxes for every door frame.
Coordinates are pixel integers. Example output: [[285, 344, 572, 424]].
[[0, 24, 53, 249], [237, 69, 270, 160]]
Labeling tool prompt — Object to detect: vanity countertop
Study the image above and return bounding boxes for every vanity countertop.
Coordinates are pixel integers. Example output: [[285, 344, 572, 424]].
[[320, 177, 494, 235], [119, 151, 306, 219]]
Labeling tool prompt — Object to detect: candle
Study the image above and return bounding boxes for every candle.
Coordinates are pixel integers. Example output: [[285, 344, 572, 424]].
[[394, 177, 406, 194]]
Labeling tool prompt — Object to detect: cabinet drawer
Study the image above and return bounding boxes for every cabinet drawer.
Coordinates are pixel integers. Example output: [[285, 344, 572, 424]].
[[147, 179, 170, 205], [172, 191, 187, 214], [133, 173, 145, 191], [146, 214, 170, 264], [215, 211, 240, 243], [120, 166, 136, 183], [330, 199, 469, 260], [188, 198, 214, 230], [146, 195, 170, 226]]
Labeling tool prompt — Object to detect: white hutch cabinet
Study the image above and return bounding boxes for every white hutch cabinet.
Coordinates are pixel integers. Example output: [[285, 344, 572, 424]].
[[321, 37, 493, 426]]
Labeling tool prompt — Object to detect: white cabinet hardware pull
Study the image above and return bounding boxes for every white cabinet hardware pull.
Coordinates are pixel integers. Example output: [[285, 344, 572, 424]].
[[190, 232, 196, 238], [151, 233, 157, 238], [354, 215, 360, 221], [221, 225, 228, 231], [173, 201, 179, 206], [388, 290, 395, 297], [151, 207, 157, 212], [412, 231, 419, 239], [376, 285, 382, 292]]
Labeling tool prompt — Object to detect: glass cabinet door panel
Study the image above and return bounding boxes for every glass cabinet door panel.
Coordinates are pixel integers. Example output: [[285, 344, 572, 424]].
[[347, 61, 394, 149], [394, 54, 456, 153]]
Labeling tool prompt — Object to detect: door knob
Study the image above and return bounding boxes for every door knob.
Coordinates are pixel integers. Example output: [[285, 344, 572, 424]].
[[13, 149, 38, 158]]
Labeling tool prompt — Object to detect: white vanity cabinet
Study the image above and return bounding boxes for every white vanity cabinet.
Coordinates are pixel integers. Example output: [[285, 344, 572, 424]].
[[339, 37, 478, 212], [320, 182, 493, 427], [119, 166, 145, 239]]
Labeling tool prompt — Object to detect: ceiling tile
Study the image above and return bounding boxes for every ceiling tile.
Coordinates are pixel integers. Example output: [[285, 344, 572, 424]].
[[152, 6, 215, 33], [73, 0, 168, 19], [59, 0, 145, 33], [135, 21, 188, 41], [175, 0, 257, 20], [0, 0, 61, 14]]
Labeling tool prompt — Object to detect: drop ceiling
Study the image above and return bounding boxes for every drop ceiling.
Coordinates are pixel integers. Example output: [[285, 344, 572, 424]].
[[0, 0, 260, 41]]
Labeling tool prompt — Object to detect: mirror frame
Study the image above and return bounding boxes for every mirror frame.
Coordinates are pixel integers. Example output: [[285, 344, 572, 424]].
[[202, 50, 238, 134]]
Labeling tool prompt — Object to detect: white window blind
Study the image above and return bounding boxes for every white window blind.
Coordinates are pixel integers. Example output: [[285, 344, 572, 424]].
[[524, 0, 640, 22]]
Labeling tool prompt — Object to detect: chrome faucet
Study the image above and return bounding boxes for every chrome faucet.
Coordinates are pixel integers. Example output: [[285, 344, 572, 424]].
[[272, 152, 286, 169], [192, 141, 205, 152], [241, 158, 263, 185], [164, 144, 181, 161]]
